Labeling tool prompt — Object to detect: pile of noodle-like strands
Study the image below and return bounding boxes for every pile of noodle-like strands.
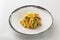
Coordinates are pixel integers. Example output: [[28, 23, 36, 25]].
[[20, 12, 42, 29]]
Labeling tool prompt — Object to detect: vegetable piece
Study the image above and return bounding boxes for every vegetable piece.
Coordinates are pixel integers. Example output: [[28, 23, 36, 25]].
[[33, 20, 38, 28]]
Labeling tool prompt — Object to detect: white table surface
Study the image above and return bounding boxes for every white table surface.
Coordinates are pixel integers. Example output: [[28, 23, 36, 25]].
[[0, 0, 60, 40]]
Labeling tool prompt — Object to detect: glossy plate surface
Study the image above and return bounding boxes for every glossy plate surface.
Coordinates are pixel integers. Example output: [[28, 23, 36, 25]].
[[9, 5, 53, 35]]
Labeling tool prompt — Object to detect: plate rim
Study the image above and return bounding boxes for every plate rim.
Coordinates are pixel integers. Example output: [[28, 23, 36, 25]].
[[9, 5, 53, 35]]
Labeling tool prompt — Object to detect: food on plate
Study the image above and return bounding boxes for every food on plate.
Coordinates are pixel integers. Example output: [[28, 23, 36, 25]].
[[20, 12, 42, 29]]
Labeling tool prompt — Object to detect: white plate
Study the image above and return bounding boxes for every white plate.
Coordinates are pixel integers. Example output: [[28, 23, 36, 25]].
[[9, 5, 53, 35]]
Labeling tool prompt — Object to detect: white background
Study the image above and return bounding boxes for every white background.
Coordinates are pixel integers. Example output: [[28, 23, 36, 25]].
[[0, 0, 60, 40]]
